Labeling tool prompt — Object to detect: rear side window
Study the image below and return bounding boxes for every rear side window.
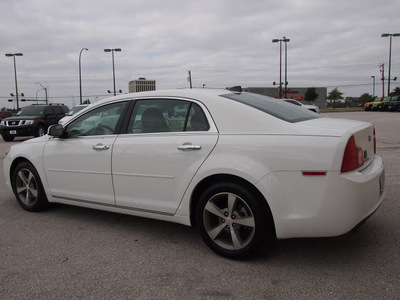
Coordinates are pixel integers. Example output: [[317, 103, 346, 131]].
[[44, 107, 55, 115], [53, 106, 63, 114], [221, 92, 321, 123], [61, 106, 69, 114], [127, 99, 209, 134]]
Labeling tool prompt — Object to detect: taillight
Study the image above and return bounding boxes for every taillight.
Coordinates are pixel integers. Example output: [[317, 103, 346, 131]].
[[341, 136, 364, 173]]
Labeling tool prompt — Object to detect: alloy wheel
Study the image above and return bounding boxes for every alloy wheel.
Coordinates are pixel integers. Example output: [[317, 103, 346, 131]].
[[15, 168, 39, 207], [203, 192, 255, 251]]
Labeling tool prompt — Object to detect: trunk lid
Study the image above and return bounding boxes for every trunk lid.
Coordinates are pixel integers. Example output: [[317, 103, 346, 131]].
[[298, 117, 376, 167]]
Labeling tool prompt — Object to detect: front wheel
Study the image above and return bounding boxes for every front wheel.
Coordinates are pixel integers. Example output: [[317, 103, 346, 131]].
[[12, 162, 49, 212], [1, 134, 15, 142], [35, 125, 46, 137], [196, 183, 273, 259]]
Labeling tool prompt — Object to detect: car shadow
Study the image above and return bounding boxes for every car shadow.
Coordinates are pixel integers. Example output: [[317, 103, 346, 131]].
[[44, 203, 385, 265]]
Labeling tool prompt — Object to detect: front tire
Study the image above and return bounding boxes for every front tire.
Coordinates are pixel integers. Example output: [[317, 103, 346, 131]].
[[196, 182, 273, 259], [12, 162, 49, 212], [35, 125, 46, 137], [2, 134, 15, 142]]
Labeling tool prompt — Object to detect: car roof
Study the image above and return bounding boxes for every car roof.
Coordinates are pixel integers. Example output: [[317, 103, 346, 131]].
[[90, 89, 314, 134], [95, 89, 230, 104]]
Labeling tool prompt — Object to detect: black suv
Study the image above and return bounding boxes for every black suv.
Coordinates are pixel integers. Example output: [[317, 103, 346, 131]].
[[0, 104, 69, 142], [387, 95, 400, 112]]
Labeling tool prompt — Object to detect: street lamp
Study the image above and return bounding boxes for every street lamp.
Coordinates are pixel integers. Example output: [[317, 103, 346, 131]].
[[5, 53, 23, 110], [380, 64, 385, 97], [371, 75, 375, 97], [381, 33, 400, 96], [79, 48, 88, 105], [104, 48, 122, 96], [36, 82, 48, 104], [272, 37, 290, 99]]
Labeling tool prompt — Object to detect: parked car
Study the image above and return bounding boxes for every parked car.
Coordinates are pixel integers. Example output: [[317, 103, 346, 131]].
[[58, 104, 88, 125], [0, 110, 13, 121], [3, 89, 385, 259], [283, 99, 320, 113], [376, 97, 391, 111], [364, 97, 382, 111], [372, 97, 388, 111], [387, 95, 400, 111], [0, 104, 69, 141]]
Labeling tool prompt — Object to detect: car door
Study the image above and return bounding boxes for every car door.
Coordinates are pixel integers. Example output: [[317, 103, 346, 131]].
[[43, 107, 57, 128], [112, 98, 218, 214], [43, 101, 128, 205], [52, 106, 65, 123]]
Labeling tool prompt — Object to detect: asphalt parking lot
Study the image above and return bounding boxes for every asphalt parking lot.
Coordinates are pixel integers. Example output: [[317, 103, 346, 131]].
[[0, 111, 399, 300]]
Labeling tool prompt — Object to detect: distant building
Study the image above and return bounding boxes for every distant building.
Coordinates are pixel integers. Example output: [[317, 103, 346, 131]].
[[129, 78, 156, 93], [243, 87, 327, 109]]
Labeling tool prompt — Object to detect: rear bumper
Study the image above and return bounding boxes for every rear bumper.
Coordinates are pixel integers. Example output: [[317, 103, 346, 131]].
[[256, 155, 385, 239]]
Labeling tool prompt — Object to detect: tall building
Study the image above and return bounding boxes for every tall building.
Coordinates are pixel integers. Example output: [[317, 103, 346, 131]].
[[129, 78, 156, 93]]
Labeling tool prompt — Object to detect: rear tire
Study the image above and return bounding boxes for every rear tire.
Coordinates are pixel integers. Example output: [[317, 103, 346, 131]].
[[12, 162, 49, 212], [196, 182, 273, 259]]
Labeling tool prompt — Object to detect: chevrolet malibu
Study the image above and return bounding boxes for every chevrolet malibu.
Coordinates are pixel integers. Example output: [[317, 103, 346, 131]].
[[3, 89, 385, 259]]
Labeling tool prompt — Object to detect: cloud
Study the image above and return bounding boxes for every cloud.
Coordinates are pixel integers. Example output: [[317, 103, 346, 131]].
[[1, 0, 400, 108]]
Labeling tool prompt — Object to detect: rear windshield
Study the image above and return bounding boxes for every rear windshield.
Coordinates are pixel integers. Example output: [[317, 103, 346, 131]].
[[221, 92, 321, 123]]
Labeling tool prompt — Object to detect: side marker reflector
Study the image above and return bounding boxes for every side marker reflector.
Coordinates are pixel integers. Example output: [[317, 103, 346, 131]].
[[302, 171, 327, 176]]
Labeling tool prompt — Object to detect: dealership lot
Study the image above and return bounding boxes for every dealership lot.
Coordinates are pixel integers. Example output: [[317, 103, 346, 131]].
[[0, 111, 399, 299]]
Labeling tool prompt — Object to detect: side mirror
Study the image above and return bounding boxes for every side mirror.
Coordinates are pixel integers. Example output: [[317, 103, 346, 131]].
[[48, 124, 64, 138]]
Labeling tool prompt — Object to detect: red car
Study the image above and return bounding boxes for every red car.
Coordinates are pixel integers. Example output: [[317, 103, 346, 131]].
[[0, 111, 13, 121]]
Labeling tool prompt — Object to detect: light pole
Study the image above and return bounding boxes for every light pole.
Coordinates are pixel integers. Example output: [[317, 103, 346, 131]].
[[380, 64, 385, 97], [371, 76, 375, 97], [381, 33, 400, 96], [79, 48, 88, 105], [188, 71, 192, 89], [36, 82, 48, 104], [104, 48, 121, 96], [272, 37, 290, 99], [284, 37, 290, 98], [5, 53, 23, 110]]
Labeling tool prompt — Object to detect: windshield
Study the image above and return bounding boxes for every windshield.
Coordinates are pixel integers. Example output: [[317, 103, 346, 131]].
[[67, 106, 86, 116], [15, 106, 45, 116], [221, 92, 321, 123]]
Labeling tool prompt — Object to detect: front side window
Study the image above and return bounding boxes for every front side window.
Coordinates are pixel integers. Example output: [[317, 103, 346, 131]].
[[66, 101, 127, 137], [127, 99, 209, 134]]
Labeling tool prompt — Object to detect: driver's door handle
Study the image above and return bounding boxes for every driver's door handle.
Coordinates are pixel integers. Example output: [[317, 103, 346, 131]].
[[92, 144, 109, 150], [177, 143, 202, 151]]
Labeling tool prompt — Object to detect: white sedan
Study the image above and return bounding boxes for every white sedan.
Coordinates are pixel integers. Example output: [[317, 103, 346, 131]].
[[284, 99, 320, 113], [3, 89, 385, 259], [58, 104, 88, 126]]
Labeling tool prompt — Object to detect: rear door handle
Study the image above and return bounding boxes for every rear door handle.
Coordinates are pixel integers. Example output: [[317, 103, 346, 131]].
[[178, 143, 202, 151], [92, 143, 109, 150]]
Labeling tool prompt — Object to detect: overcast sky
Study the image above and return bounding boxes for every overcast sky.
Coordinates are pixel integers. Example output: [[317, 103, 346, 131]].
[[1, 0, 400, 108]]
